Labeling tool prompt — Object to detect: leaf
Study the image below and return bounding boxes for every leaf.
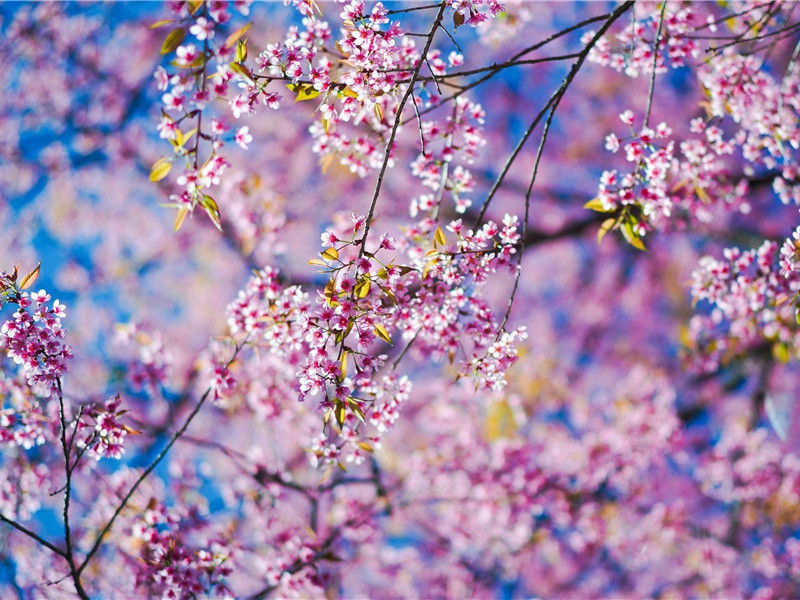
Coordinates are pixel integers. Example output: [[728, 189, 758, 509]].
[[286, 83, 321, 102], [422, 258, 438, 278], [201, 195, 222, 231], [149, 158, 172, 182], [621, 221, 646, 251], [773, 342, 791, 364], [355, 278, 371, 298], [122, 424, 143, 436], [597, 217, 616, 243], [583, 198, 610, 212], [321, 247, 339, 261], [453, 11, 465, 27], [19, 263, 41, 290], [161, 27, 185, 55], [307, 258, 327, 267], [339, 87, 358, 99], [347, 398, 366, 423], [340, 351, 348, 380], [229, 61, 254, 81], [434, 226, 447, 247], [796, 307, 800, 326], [188, 0, 203, 13], [373, 324, 392, 344], [174, 206, 189, 232], [225, 23, 252, 48], [150, 19, 174, 29], [236, 38, 248, 62], [485, 398, 516, 441], [334, 401, 346, 427], [695, 185, 711, 204]]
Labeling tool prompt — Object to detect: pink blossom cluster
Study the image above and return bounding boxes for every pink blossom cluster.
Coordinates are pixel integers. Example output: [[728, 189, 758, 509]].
[[596, 109, 751, 239], [76, 396, 130, 461], [0, 290, 72, 399], [409, 96, 486, 215], [114, 322, 173, 392], [698, 49, 800, 205], [130, 499, 233, 600], [689, 232, 800, 371], [155, 0, 254, 225], [586, 2, 699, 77]]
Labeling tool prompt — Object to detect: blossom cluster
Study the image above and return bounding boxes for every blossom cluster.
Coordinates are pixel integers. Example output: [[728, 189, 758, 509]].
[[0, 290, 72, 399], [689, 229, 800, 371], [586, 3, 699, 77], [130, 499, 233, 600]]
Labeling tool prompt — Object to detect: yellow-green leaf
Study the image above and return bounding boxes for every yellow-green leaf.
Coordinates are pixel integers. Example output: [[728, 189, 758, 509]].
[[355, 278, 371, 298], [174, 206, 189, 232], [773, 342, 791, 364], [373, 324, 391, 344], [340, 351, 348, 380], [150, 19, 174, 29], [225, 23, 252, 48], [621, 221, 646, 251], [236, 38, 247, 62], [485, 398, 516, 441], [321, 247, 339, 261], [229, 61, 253, 81], [583, 198, 610, 212], [434, 226, 447, 247], [161, 27, 185, 55], [149, 158, 172, 182], [597, 217, 616, 243], [19, 263, 41, 290], [287, 83, 321, 102]]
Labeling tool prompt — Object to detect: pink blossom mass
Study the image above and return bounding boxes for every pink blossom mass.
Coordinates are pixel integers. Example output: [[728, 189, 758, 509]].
[[3, 1, 800, 598]]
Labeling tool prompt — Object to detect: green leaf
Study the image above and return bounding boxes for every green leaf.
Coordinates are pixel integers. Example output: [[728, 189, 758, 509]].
[[583, 198, 610, 212], [354, 278, 371, 298], [434, 226, 447, 247], [287, 83, 321, 102], [19, 263, 41, 290], [230, 61, 254, 81], [149, 158, 172, 182], [373, 324, 391, 344], [321, 247, 339, 261], [621, 221, 646, 251], [236, 38, 248, 62], [174, 207, 189, 232], [773, 342, 791, 364], [597, 217, 616, 243], [161, 27, 185, 55], [225, 23, 252, 48]]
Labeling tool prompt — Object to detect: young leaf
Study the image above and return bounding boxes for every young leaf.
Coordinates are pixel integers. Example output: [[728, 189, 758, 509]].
[[355, 278, 371, 298], [149, 158, 172, 182], [374, 323, 392, 344], [287, 83, 321, 102], [621, 221, 646, 251], [583, 198, 610, 212], [19, 263, 41, 290], [161, 27, 185, 55], [236, 38, 248, 62], [229, 62, 254, 81], [434, 226, 447, 247], [225, 23, 252, 48], [321, 247, 339, 261], [597, 217, 616, 243], [174, 207, 189, 232]]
